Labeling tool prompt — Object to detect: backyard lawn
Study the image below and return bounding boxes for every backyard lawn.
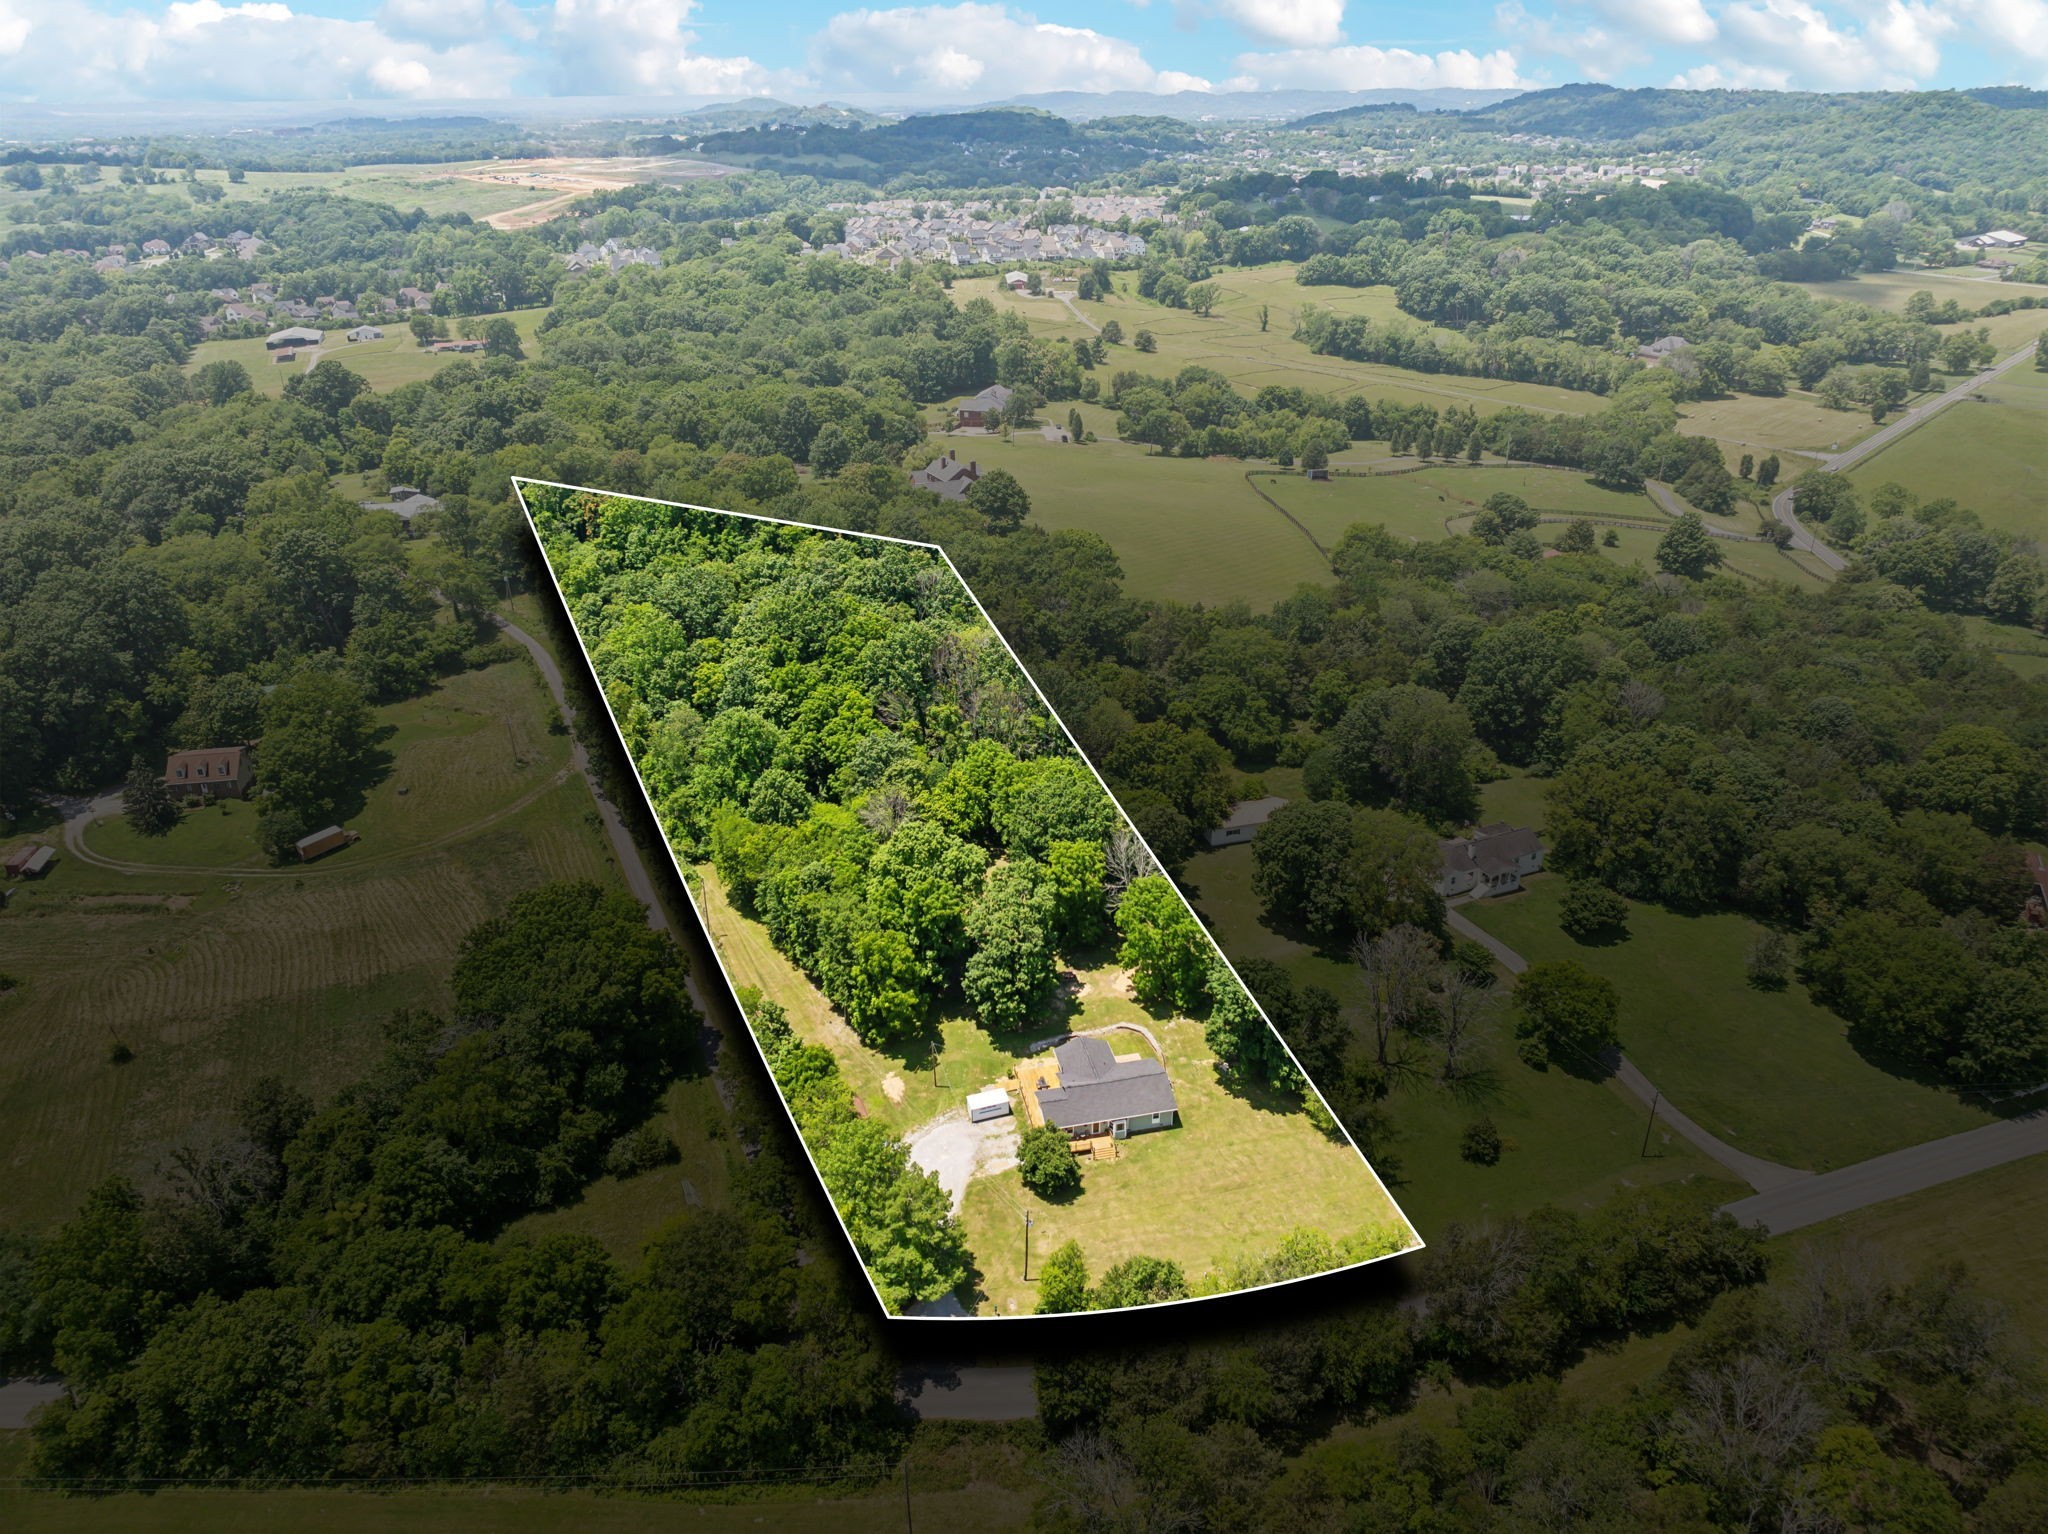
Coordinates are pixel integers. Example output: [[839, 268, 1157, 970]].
[[1462, 876, 1993, 1171]]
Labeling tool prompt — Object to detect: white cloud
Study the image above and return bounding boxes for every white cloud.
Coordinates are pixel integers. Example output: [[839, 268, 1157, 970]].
[[547, 0, 780, 94], [1951, 0, 2048, 62], [1207, 0, 1346, 47], [1227, 42, 1527, 90], [1668, 59, 1790, 87], [1582, 0, 1713, 46], [1717, 0, 1952, 89], [810, 4, 1205, 96], [1496, 0, 1645, 78], [0, 0, 520, 99]]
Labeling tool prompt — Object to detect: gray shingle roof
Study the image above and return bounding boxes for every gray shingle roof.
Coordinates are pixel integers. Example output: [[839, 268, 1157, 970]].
[[1036, 1037, 1177, 1130]]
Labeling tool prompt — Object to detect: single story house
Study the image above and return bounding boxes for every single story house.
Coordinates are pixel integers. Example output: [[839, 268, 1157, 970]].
[[265, 326, 323, 350], [429, 338, 486, 353], [164, 746, 253, 800], [1634, 335, 1690, 364], [1437, 822, 1545, 898], [359, 490, 441, 524], [222, 303, 265, 323], [909, 450, 981, 500], [1031, 1036, 1178, 1141], [954, 383, 1013, 429], [1205, 795, 1288, 848], [141, 238, 171, 257], [345, 325, 384, 342]]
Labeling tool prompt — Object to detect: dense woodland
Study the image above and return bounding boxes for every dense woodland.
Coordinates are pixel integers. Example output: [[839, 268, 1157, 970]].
[[1, 112, 2045, 1522]]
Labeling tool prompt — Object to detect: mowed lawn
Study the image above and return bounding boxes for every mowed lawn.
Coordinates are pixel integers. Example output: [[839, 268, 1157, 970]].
[[1182, 843, 1733, 1234], [1848, 361, 2048, 541], [967, 428, 1333, 607], [1462, 876, 1993, 1171], [958, 1015, 1410, 1316], [694, 871, 1410, 1314], [0, 657, 618, 1233], [185, 307, 547, 398]]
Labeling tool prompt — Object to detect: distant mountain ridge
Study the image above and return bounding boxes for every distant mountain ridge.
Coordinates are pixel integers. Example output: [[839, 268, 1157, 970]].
[[967, 88, 1525, 122]]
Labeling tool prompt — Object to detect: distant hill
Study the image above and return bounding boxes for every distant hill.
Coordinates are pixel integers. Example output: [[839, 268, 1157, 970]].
[[971, 88, 1524, 123]]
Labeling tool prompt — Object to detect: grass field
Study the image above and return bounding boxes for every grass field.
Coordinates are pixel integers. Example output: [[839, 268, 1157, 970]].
[[1847, 360, 2048, 541], [1788, 1155, 2048, 1352], [959, 268, 1610, 422], [0, 656, 618, 1233], [184, 307, 547, 398], [1181, 843, 1733, 1233], [692, 870, 1409, 1313], [967, 429, 1333, 607], [1461, 876, 1993, 1171]]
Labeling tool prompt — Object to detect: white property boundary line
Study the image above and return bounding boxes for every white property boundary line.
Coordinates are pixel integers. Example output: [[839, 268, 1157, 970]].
[[510, 475, 1423, 1323]]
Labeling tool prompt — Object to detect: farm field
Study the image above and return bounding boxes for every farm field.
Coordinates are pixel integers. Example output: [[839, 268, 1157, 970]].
[[196, 164, 553, 218], [959, 268, 1610, 421], [693, 870, 1406, 1314], [957, 1013, 1407, 1316], [974, 431, 1332, 606], [1182, 842, 1731, 1233], [184, 306, 547, 397], [0, 655, 618, 1233], [1847, 359, 2048, 540], [1461, 875, 1993, 1171]]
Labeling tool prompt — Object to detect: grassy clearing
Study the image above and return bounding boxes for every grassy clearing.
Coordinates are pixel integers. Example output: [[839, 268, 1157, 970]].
[[0, 661, 616, 1233], [184, 308, 546, 398], [187, 165, 553, 219], [960, 268, 1608, 421], [693, 870, 1406, 1314], [501, 1075, 736, 1265], [1787, 1156, 2048, 1352], [1462, 876, 1992, 1171], [965, 429, 1330, 607], [1674, 391, 1894, 460], [957, 1013, 1406, 1316], [1182, 843, 1732, 1233], [1847, 361, 2048, 542], [1259, 462, 1658, 550]]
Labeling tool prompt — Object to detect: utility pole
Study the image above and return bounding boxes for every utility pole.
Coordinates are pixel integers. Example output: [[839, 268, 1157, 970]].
[[902, 1457, 914, 1534], [1023, 1212, 1033, 1281], [1640, 1090, 1661, 1158]]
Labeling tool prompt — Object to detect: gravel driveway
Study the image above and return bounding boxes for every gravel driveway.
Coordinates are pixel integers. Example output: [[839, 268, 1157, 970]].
[[906, 1109, 1019, 1211]]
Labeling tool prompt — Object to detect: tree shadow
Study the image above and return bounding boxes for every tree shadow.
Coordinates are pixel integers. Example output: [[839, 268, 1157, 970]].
[[330, 726, 399, 824], [1564, 926, 1630, 949]]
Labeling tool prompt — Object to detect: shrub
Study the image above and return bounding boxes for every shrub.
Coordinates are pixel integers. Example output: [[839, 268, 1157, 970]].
[[1558, 881, 1630, 941], [604, 1123, 679, 1179], [108, 1041, 135, 1065], [1018, 1123, 1081, 1199], [1460, 1118, 1503, 1165], [1746, 928, 1792, 990]]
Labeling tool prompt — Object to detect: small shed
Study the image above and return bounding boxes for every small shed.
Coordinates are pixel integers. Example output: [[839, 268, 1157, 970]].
[[6, 844, 55, 879], [967, 1088, 1013, 1123], [295, 825, 359, 862]]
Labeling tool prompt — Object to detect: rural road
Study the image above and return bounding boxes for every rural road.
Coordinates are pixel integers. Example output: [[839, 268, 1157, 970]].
[[1050, 289, 1101, 333], [1722, 1110, 2048, 1235], [1643, 481, 1772, 543], [1769, 339, 2039, 569], [1446, 902, 2048, 1227]]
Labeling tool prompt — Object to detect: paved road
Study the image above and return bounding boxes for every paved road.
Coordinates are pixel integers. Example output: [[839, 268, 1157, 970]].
[[1643, 481, 1772, 543], [897, 1365, 1038, 1420], [1723, 1109, 2048, 1235], [1448, 902, 2048, 1227], [1769, 340, 2039, 570], [1444, 907, 1808, 1194]]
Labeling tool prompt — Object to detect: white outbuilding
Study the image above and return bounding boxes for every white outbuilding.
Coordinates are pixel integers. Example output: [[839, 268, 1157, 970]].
[[966, 1088, 1013, 1123]]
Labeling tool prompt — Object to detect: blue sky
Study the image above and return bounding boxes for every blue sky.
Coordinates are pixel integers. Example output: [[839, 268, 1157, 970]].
[[0, 0, 2041, 105]]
